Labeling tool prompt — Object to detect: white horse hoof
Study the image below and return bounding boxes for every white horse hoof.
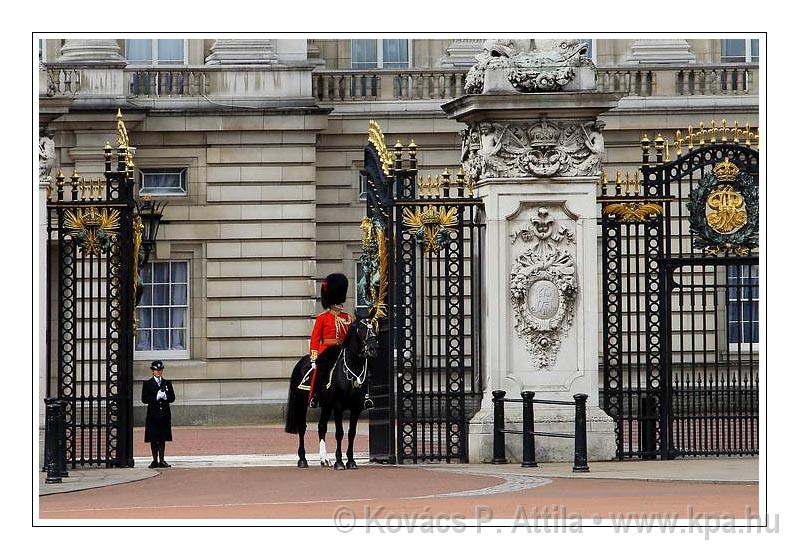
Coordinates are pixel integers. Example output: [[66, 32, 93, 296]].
[[320, 458, 332, 467]]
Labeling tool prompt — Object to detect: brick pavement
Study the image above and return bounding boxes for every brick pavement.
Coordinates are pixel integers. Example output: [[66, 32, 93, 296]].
[[133, 424, 369, 457]]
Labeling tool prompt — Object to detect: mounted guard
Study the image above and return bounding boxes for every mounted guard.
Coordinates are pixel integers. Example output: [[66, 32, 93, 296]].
[[301, 273, 373, 410]]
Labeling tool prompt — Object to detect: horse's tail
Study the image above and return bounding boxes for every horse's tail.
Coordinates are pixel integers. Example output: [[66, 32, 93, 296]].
[[284, 356, 310, 434]]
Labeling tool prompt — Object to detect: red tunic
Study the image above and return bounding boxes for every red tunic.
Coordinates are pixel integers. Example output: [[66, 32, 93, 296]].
[[309, 309, 352, 362]]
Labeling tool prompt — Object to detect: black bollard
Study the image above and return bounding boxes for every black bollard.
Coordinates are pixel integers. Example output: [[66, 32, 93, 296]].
[[521, 391, 537, 467], [44, 399, 62, 484], [56, 400, 68, 477], [573, 393, 590, 472], [491, 390, 508, 464]]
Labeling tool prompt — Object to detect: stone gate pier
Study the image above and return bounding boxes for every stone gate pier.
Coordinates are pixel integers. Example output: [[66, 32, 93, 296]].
[[442, 39, 621, 463]]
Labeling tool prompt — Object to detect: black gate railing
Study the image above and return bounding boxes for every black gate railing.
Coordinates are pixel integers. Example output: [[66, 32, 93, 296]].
[[361, 122, 484, 463], [45, 116, 137, 468], [600, 123, 759, 459]]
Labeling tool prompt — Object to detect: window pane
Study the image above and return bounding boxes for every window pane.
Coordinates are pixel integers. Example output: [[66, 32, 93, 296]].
[[136, 330, 152, 351], [352, 39, 377, 68], [170, 308, 186, 329], [153, 307, 169, 328], [157, 39, 184, 64], [751, 39, 759, 63], [140, 308, 152, 328], [140, 169, 186, 196], [382, 39, 409, 68], [153, 285, 170, 305], [170, 329, 186, 350], [126, 39, 152, 64], [153, 262, 170, 283], [171, 284, 187, 305], [721, 39, 746, 62], [728, 322, 739, 344], [171, 262, 188, 283], [153, 329, 169, 350], [140, 284, 153, 306], [141, 262, 152, 283]]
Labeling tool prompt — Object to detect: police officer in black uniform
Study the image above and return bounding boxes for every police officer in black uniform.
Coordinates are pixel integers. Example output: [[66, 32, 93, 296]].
[[141, 360, 176, 468]]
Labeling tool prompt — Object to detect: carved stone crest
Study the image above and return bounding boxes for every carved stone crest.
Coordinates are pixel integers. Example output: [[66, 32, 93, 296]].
[[465, 39, 592, 94], [509, 208, 577, 368], [461, 119, 605, 180]]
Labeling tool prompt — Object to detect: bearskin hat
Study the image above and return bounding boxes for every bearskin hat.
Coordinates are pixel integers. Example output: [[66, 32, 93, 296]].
[[321, 273, 348, 309]]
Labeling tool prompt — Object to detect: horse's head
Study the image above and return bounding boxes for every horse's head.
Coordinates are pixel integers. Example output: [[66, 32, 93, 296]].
[[349, 317, 378, 360]]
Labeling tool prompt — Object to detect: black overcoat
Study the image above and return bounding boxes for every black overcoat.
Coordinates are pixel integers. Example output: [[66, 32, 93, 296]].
[[141, 377, 176, 442]]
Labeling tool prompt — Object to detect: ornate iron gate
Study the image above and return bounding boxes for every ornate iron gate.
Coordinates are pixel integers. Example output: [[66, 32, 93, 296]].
[[45, 116, 137, 467], [600, 123, 759, 459], [361, 122, 484, 463]]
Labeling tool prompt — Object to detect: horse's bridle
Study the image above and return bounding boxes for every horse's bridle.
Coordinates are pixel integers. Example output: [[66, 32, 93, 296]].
[[330, 320, 376, 389]]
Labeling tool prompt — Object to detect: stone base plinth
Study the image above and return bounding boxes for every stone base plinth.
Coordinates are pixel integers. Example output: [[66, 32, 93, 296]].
[[469, 405, 615, 464]]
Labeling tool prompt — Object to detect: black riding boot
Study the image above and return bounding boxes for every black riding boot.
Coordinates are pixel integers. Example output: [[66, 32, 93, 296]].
[[149, 443, 159, 468]]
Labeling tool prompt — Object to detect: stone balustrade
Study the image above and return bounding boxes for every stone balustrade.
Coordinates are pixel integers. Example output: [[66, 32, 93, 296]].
[[42, 63, 759, 101], [596, 63, 758, 96], [125, 67, 210, 97], [312, 68, 469, 102]]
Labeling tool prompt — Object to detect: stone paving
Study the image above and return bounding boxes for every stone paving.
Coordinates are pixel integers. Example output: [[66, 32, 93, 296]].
[[39, 425, 759, 520]]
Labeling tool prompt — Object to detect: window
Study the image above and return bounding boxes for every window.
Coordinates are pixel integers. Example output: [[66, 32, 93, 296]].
[[351, 39, 410, 68], [358, 170, 368, 201], [136, 261, 190, 359], [125, 39, 186, 65], [721, 39, 759, 63], [139, 168, 187, 197], [577, 38, 596, 62], [726, 264, 758, 347]]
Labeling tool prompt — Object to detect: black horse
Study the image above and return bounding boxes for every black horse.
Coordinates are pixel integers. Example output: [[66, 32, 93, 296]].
[[284, 318, 378, 469]]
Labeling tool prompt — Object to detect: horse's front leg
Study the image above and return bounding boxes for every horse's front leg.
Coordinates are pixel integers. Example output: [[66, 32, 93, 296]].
[[318, 406, 332, 467], [346, 409, 361, 469], [333, 409, 345, 470]]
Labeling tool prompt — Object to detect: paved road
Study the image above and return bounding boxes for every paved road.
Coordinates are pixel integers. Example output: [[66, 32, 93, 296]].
[[39, 464, 757, 520]]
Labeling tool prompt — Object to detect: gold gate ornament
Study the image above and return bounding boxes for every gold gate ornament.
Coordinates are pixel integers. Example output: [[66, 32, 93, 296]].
[[402, 205, 458, 254]]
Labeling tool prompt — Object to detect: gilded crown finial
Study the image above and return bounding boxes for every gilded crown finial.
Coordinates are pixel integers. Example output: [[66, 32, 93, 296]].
[[712, 158, 741, 182]]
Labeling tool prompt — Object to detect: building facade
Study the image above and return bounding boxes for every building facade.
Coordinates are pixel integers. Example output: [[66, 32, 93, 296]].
[[38, 37, 760, 424]]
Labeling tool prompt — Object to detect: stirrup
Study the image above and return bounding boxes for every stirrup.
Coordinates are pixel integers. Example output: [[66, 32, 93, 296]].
[[309, 395, 319, 409], [363, 395, 375, 410]]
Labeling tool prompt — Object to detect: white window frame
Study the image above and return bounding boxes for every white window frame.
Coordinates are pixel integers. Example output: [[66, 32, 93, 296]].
[[725, 264, 759, 352], [138, 167, 189, 197], [134, 260, 191, 361], [721, 39, 759, 63], [125, 39, 189, 65], [351, 39, 412, 69]]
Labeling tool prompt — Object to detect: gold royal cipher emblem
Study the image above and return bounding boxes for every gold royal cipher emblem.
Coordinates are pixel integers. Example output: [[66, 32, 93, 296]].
[[402, 205, 458, 254], [706, 159, 747, 235]]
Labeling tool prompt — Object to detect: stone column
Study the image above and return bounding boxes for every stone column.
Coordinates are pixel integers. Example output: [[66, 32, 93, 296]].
[[55, 39, 126, 98], [205, 39, 278, 64], [627, 39, 696, 64], [57, 39, 124, 63], [444, 87, 620, 463]]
